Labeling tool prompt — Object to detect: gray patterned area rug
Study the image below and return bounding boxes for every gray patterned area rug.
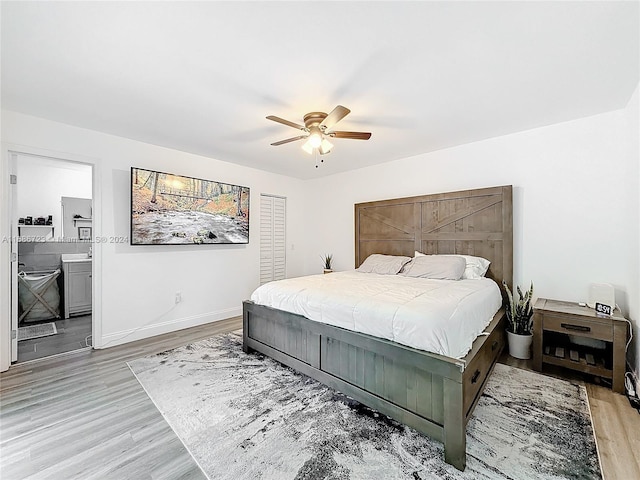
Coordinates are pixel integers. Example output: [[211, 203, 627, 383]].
[[128, 333, 601, 480]]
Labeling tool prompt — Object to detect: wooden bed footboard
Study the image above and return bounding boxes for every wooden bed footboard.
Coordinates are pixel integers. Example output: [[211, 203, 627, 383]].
[[243, 300, 506, 471]]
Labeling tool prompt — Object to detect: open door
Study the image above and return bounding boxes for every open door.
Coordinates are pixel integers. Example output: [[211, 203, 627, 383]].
[[10, 230, 18, 362], [9, 153, 18, 362]]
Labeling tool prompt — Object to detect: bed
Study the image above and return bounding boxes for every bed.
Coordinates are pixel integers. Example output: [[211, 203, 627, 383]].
[[243, 185, 513, 471]]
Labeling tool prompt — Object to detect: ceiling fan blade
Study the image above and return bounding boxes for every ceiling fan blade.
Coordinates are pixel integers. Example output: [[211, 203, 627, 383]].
[[329, 131, 372, 140], [270, 135, 307, 146], [319, 105, 350, 130], [266, 115, 305, 130]]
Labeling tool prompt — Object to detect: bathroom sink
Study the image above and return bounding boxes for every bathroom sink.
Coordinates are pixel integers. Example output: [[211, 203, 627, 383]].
[[61, 253, 92, 262]]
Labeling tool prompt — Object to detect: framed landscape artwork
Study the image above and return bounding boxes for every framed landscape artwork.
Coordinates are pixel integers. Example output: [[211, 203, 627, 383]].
[[130, 167, 250, 245]]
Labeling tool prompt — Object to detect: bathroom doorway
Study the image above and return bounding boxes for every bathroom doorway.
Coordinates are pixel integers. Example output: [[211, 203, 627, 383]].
[[10, 153, 94, 363]]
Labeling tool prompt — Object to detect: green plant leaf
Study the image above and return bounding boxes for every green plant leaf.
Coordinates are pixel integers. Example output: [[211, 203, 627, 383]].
[[503, 280, 534, 335], [320, 253, 333, 269]]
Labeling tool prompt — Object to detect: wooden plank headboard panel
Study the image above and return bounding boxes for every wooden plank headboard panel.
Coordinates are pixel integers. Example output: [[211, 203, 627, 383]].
[[355, 185, 513, 299]]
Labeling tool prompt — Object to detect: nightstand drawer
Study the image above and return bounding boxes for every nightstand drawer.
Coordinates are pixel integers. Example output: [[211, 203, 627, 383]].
[[543, 314, 613, 341]]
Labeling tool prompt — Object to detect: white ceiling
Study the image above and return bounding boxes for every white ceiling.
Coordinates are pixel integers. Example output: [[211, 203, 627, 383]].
[[2, 1, 638, 179]]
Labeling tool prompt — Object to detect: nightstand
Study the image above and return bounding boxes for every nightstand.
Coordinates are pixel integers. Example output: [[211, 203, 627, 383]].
[[532, 298, 628, 394]]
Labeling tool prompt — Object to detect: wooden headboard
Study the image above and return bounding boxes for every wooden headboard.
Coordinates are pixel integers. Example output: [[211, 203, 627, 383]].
[[355, 185, 513, 299]]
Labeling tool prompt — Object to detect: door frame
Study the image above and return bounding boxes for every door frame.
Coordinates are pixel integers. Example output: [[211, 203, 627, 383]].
[[9, 153, 17, 361], [1, 144, 103, 371]]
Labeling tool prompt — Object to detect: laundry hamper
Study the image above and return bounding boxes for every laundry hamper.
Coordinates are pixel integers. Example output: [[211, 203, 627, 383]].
[[18, 269, 61, 323]]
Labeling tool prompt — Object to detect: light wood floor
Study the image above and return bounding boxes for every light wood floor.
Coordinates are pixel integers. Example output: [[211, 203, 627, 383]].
[[1, 317, 638, 479]]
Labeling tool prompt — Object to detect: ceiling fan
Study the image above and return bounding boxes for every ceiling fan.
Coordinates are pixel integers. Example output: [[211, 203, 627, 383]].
[[266, 105, 372, 155]]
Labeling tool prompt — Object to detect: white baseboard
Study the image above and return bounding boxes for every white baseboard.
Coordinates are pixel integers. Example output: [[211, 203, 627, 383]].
[[96, 307, 241, 349]]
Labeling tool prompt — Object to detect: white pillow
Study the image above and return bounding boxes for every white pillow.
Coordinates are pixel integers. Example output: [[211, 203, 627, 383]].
[[357, 254, 411, 275], [400, 255, 466, 280], [414, 251, 490, 279]]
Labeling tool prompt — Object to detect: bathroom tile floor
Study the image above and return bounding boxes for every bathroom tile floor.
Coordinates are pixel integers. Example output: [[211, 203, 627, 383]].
[[18, 315, 92, 363]]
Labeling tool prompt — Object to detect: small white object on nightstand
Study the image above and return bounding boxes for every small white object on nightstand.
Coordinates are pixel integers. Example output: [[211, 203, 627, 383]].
[[587, 283, 615, 310]]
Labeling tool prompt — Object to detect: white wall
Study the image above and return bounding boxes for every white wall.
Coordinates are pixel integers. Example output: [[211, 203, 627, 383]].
[[16, 155, 92, 240], [304, 90, 639, 376], [625, 84, 639, 381], [1, 110, 307, 367]]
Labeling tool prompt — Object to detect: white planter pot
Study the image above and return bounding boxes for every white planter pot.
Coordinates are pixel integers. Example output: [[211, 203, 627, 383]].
[[507, 331, 533, 360]]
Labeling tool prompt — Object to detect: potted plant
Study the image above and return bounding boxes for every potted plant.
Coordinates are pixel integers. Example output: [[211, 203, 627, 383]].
[[321, 254, 333, 274], [503, 281, 534, 359]]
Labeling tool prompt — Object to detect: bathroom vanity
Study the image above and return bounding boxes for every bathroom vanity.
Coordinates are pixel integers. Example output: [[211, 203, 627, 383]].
[[61, 254, 92, 318]]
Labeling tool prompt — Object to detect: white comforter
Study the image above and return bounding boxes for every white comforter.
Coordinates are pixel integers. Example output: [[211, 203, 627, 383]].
[[251, 271, 502, 359]]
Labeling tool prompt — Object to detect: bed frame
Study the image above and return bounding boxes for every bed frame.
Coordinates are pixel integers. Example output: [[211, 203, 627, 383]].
[[243, 185, 513, 470]]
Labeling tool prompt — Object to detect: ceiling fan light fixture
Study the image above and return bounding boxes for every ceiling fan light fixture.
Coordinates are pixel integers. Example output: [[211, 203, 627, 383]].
[[307, 128, 323, 149], [301, 141, 314, 155], [267, 105, 371, 162], [319, 138, 333, 155]]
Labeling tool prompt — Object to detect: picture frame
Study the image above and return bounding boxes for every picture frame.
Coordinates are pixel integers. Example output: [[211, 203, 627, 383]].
[[130, 167, 250, 245], [78, 226, 92, 240]]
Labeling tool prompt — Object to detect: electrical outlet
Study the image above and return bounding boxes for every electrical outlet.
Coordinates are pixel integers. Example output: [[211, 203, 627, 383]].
[[175, 292, 182, 304]]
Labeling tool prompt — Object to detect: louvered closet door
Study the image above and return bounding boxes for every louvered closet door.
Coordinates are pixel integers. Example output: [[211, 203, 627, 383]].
[[260, 195, 286, 284]]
